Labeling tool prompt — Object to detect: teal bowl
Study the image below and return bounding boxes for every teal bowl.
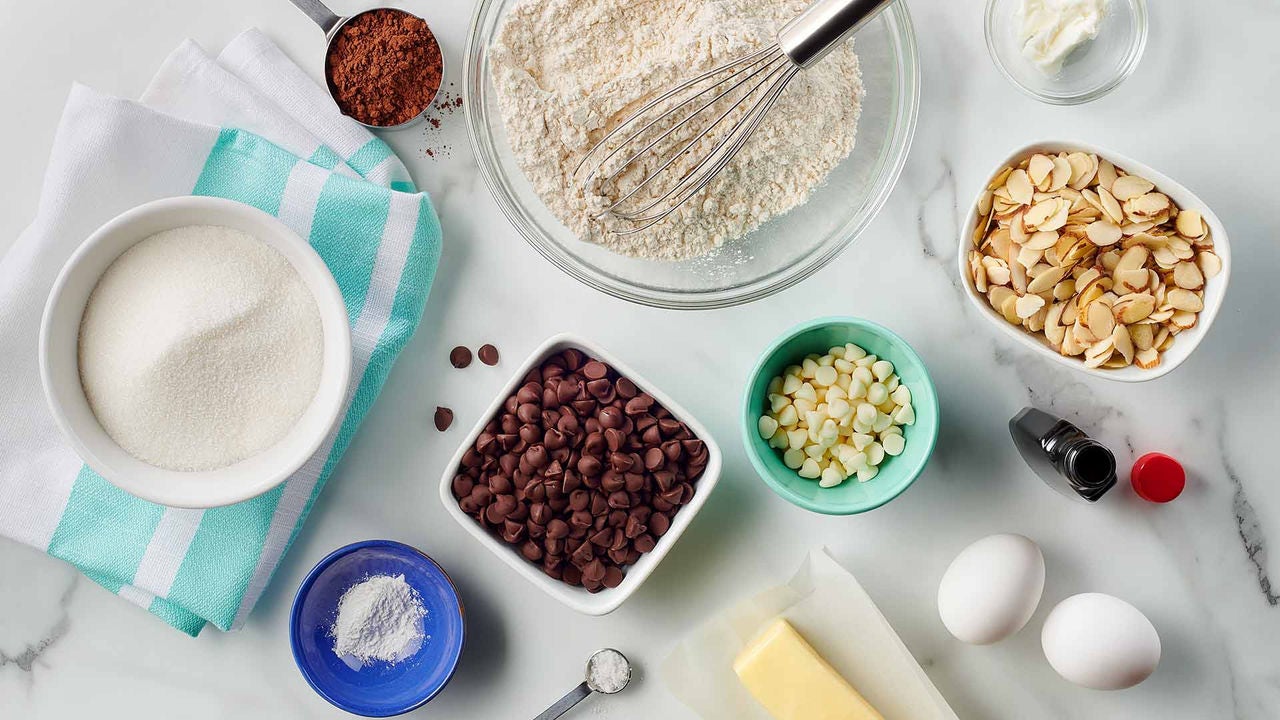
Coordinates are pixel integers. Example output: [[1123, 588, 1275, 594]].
[[742, 317, 939, 515]]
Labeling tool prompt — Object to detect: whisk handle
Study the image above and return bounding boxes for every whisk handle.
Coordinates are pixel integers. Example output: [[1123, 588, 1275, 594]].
[[777, 0, 895, 68]]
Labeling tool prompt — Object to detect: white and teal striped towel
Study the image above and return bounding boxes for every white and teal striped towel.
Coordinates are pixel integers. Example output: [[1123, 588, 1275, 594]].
[[0, 30, 441, 636]]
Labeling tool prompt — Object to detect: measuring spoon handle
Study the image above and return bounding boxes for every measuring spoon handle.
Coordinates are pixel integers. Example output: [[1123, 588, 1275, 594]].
[[533, 681, 593, 720], [287, 0, 342, 35]]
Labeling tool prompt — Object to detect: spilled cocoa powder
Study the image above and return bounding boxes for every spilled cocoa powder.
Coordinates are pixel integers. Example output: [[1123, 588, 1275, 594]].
[[326, 9, 443, 127]]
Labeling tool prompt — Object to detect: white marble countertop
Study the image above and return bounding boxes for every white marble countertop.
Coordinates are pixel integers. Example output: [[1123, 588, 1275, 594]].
[[2, 0, 1278, 717]]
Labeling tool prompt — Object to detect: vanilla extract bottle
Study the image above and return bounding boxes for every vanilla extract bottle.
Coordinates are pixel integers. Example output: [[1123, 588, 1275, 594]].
[[1009, 407, 1117, 503]]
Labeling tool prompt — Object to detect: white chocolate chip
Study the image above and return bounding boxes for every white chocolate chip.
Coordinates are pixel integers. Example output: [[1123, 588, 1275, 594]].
[[819, 466, 844, 488], [882, 433, 906, 456], [871, 360, 894, 381], [799, 458, 821, 479], [758, 416, 778, 439]]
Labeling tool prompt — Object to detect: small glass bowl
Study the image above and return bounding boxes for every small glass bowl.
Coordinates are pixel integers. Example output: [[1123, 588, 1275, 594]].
[[985, 0, 1147, 105]]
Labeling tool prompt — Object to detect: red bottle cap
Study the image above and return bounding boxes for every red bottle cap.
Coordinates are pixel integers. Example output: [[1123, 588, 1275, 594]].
[[1131, 452, 1185, 503]]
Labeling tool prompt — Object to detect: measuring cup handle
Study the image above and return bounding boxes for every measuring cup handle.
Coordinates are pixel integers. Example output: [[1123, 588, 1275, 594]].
[[533, 681, 593, 720], [287, 0, 342, 35]]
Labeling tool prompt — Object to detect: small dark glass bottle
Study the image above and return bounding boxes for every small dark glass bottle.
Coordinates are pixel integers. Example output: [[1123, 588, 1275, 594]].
[[1009, 407, 1116, 502]]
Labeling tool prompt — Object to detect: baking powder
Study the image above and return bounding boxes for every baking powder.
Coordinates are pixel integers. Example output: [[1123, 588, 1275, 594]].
[[490, 0, 864, 260], [331, 574, 428, 665], [78, 225, 323, 471]]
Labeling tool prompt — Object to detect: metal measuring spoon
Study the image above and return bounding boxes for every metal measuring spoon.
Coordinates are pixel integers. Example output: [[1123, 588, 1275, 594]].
[[534, 649, 633, 720], [286, 0, 444, 130]]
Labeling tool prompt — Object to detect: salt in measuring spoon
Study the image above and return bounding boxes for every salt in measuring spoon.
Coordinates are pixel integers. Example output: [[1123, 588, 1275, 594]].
[[286, 0, 444, 130], [533, 649, 632, 720]]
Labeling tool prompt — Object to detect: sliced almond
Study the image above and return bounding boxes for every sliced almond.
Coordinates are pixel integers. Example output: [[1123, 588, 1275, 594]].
[[1087, 300, 1116, 338], [1045, 302, 1067, 345], [1166, 289, 1203, 313], [1115, 268, 1149, 293], [1086, 221, 1123, 247], [1175, 208, 1206, 238], [1023, 198, 1059, 228], [1006, 169, 1034, 206], [1170, 310, 1198, 330], [1028, 154, 1055, 189], [1114, 293, 1156, 324], [1024, 230, 1060, 251], [1049, 156, 1073, 191], [1112, 175, 1155, 201], [988, 286, 1016, 311], [1027, 265, 1067, 295], [1098, 186, 1124, 225], [1130, 323, 1154, 351], [1000, 294, 1021, 324], [1112, 325, 1135, 365], [1053, 279, 1077, 301], [1197, 251, 1222, 279], [1135, 347, 1160, 369], [1096, 158, 1118, 192], [1066, 152, 1096, 190], [1173, 261, 1205, 290], [1017, 244, 1043, 269], [1040, 200, 1071, 231]]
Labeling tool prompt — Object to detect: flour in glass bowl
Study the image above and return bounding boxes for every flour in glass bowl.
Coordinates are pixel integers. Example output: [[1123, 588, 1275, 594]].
[[489, 0, 864, 261]]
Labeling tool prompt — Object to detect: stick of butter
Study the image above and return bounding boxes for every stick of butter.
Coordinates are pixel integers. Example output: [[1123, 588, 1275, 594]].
[[733, 619, 884, 720]]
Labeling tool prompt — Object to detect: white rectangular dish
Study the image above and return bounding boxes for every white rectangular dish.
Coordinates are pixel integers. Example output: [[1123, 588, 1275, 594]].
[[958, 140, 1231, 382], [438, 333, 722, 615]]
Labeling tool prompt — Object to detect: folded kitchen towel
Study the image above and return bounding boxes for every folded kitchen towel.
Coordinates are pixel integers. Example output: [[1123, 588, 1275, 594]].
[[0, 30, 441, 636]]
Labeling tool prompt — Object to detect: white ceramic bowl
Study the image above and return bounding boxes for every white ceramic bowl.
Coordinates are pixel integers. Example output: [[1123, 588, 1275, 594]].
[[40, 196, 352, 508], [439, 334, 722, 615], [959, 141, 1231, 382]]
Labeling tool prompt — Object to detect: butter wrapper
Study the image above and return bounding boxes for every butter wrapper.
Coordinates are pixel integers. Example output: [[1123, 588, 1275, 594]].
[[660, 547, 958, 720]]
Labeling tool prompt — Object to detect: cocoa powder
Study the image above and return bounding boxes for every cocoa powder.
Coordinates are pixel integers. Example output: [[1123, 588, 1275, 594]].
[[326, 9, 443, 127]]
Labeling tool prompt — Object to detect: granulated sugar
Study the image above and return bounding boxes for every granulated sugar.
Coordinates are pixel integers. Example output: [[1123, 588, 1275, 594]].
[[490, 0, 863, 260], [78, 225, 323, 472]]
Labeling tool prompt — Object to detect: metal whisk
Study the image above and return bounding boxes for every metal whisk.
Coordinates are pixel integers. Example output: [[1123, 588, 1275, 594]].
[[576, 0, 895, 236]]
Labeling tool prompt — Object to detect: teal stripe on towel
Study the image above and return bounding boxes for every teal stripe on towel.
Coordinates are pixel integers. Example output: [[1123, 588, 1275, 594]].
[[309, 173, 391, 324], [47, 468, 165, 595], [279, 194, 442, 565], [163, 484, 286, 631], [192, 129, 299, 215], [307, 145, 342, 171], [346, 138, 394, 176], [148, 596, 207, 636]]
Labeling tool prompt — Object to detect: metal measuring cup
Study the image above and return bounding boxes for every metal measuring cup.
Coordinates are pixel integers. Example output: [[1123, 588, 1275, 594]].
[[287, 0, 444, 130]]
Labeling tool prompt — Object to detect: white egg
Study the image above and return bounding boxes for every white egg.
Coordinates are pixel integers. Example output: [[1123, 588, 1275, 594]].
[[1042, 593, 1161, 690], [937, 533, 1045, 645]]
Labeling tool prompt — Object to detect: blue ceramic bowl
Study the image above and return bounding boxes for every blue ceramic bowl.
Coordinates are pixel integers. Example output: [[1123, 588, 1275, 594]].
[[742, 317, 940, 515], [290, 540, 466, 717]]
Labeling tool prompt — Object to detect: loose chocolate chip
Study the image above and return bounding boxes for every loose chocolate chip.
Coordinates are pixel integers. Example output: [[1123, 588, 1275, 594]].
[[545, 537, 564, 556], [583, 558, 607, 583], [624, 394, 654, 416], [451, 475, 474, 499], [560, 348, 585, 371], [521, 540, 543, 561], [488, 474, 512, 494], [649, 512, 671, 537], [449, 346, 472, 368], [599, 406, 624, 429], [634, 533, 657, 553], [547, 519, 569, 539], [434, 406, 454, 431], [603, 565, 625, 588], [561, 564, 583, 586], [582, 360, 608, 380], [478, 343, 500, 365], [615, 377, 638, 399]]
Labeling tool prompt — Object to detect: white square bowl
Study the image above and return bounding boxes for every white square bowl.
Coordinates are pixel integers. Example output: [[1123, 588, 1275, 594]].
[[958, 140, 1231, 382], [438, 333, 722, 615]]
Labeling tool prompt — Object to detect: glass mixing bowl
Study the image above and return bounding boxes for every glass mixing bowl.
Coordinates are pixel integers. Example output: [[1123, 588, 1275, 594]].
[[463, 0, 920, 309]]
